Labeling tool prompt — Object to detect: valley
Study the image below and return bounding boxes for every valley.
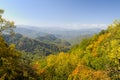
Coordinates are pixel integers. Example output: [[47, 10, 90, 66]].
[[0, 0, 120, 79]]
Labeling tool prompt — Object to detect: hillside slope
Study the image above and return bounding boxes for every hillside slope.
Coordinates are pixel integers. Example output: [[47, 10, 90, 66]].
[[68, 21, 120, 79], [3, 33, 70, 56], [32, 21, 120, 80]]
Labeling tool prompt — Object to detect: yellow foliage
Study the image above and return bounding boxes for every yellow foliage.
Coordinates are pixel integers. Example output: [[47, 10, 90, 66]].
[[88, 33, 111, 56], [68, 64, 110, 80], [46, 54, 57, 66], [9, 44, 15, 51]]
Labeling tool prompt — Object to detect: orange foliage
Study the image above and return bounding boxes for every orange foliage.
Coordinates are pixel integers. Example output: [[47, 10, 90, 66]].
[[68, 64, 110, 80], [32, 63, 40, 70]]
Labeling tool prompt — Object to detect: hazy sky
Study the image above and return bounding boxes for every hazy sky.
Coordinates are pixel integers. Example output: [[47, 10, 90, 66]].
[[0, 0, 120, 29]]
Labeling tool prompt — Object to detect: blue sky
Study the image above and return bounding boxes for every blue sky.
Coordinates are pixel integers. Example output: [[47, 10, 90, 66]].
[[0, 0, 120, 29]]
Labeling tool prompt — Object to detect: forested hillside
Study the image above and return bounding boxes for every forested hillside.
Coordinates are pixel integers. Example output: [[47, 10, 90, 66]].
[[31, 21, 120, 80], [3, 33, 70, 56], [0, 9, 120, 80]]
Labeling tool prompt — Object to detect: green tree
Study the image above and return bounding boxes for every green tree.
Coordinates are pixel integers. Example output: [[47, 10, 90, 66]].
[[0, 9, 15, 35], [0, 9, 40, 80]]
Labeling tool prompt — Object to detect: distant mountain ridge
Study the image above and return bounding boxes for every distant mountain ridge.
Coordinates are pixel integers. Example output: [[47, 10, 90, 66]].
[[15, 25, 102, 43]]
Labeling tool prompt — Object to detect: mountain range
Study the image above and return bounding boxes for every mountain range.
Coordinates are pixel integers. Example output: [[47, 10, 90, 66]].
[[15, 25, 102, 44]]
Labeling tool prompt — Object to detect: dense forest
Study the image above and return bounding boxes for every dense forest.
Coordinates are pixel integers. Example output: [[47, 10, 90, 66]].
[[3, 33, 70, 56], [0, 9, 120, 80]]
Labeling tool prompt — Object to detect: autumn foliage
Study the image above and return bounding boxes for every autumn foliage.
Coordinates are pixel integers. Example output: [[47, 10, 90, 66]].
[[0, 9, 120, 80]]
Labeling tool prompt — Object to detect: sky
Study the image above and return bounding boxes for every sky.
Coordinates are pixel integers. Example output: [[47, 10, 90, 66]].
[[0, 0, 120, 29]]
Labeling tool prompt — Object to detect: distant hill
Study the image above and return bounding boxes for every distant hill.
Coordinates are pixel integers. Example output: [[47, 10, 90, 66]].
[[14, 27, 47, 38], [15, 25, 102, 45], [3, 33, 70, 56], [36, 34, 71, 46]]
